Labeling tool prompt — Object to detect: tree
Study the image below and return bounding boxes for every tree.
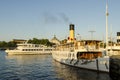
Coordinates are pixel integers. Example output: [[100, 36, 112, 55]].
[[0, 41, 7, 48], [61, 39, 67, 44], [0, 41, 17, 48], [28, 38, 54, 46]]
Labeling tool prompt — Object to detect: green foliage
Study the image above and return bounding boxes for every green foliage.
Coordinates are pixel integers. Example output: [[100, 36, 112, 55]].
[[0, 41, 7, 48], [28, 38, 54, 46], [7, 42, 17, 47], [0, 38, 54, 48], [0, 41, 17, 48], [61, 39, 67, 44]]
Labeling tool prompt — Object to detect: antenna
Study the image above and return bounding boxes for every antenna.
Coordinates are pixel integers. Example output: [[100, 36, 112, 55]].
[[110, 24, 113, 40], [77, 33, 81, 41], [89, 30, 96, 40]]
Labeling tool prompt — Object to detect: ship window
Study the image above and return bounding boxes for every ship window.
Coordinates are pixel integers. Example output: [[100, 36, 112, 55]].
[[117, 32, 120, 36], [39, 49, 43, 51], [77, 52, 82, 59], [117, 39, 120, 43]]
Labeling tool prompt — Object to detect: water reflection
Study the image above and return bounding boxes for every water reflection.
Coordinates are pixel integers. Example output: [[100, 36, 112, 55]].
[[1, 54, 54, 80], [5, 54, 50, 65], [53, 60, 111, 80], [0, 51, 111, 80]]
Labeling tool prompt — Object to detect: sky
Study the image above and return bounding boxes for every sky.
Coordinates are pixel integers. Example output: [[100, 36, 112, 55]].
[[0, 0, 120, 42]]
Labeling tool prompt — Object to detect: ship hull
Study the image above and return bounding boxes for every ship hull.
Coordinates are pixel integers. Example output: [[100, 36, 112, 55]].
[[52, 51, 109, 72], [5, 50, 51, 55]]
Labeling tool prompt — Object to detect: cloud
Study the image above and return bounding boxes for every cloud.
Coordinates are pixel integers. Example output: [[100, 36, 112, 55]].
[[43, 12, 60, 24], [59, 13, 71, 24]]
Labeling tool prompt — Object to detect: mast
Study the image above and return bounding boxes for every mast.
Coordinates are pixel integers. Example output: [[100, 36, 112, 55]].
[[106, 0, 109, 55]]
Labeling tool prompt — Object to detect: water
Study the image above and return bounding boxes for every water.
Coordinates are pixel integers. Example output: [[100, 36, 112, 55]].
[[0, 51, 111, 80]]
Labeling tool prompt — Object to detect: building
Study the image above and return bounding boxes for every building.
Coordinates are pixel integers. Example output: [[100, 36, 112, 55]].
[[50, 35, 60, 45], [12, 39, 27, 44]]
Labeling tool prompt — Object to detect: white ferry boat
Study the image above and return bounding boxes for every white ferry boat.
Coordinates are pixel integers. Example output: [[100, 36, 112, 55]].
[[107, 32, 120, 56], [52, 24, 109, 72], [5, 43, 53, 55], [107, 44, 120, 56]]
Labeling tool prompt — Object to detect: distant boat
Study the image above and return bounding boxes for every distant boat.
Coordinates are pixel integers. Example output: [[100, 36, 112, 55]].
[[107, 44, 120, 56], [5, 43, 53, 55], [52, 24, 109, 72]]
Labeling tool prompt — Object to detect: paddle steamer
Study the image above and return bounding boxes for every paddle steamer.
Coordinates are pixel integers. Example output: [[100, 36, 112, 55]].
[[52, 24, 109, 72]]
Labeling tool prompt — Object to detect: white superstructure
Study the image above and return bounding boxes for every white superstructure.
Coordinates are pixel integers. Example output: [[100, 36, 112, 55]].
[[5, 43, 53, 55], [107, 43, 120, 56], [52, 39, 109, 72]]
